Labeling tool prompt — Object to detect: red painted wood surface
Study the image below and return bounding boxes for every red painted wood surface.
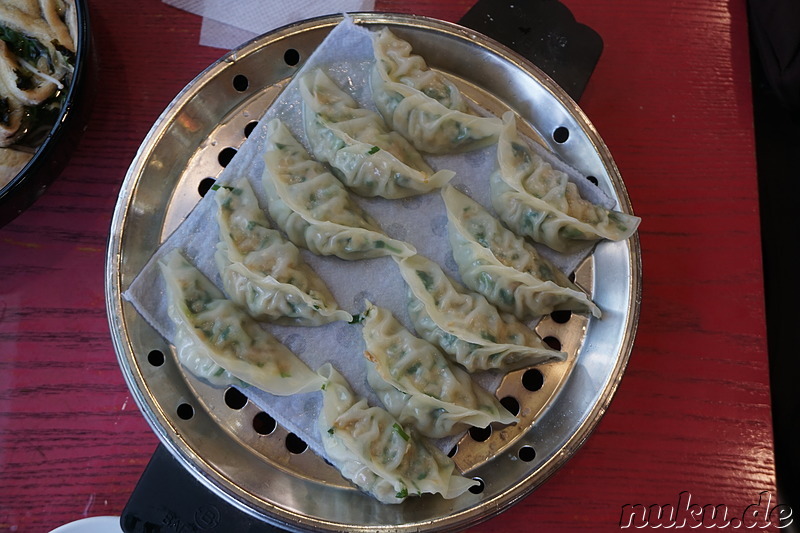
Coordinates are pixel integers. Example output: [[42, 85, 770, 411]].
[[0, 1, 774, 531]]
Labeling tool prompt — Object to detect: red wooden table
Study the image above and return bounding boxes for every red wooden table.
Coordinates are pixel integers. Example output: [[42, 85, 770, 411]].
[[0, 1, 777, 531]]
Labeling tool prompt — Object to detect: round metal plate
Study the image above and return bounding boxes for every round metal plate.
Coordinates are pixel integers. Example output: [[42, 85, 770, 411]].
[[106, 13, 640, 533]]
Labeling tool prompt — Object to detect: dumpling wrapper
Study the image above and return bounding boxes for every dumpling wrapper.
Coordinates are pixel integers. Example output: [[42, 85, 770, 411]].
[[395, 253, 566, 373], [0, 147, 32, 189], [299, 68, 454, 199], [317, 363, 478, 504], [261, 118, 416, 260], [370, 27, 502, 154], [490, 112, 641, 254], [214, 177, 352, 326], [361, 301, 517, 439], [160, 249, 323, 395], [442, 185, 601, 319]]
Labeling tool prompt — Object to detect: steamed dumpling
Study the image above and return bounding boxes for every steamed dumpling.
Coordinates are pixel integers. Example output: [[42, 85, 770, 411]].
[[370, 27, 502, 154], [489, 112, 641, 253], [299, 68, 454, 198], [442, 185, 601, 319], [361, 301, 517, 439], [214, 177, 352, 326], [159, 249, 323, 395], [317, 363, 478, 503], [260, 118, 415, 260], [395, 254, 566, 372]]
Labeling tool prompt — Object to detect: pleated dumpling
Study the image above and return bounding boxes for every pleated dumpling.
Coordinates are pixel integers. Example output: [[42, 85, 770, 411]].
[[395, 254, 566, 373], [489, 112, 641, 253], [317, 363, 478, 504], [361, 301, 517, 439], [260, 118, 415, 260], [299, 69, 454, 198], [214, 177, 352, 326], [442, 185, 601, 320], [370, 27, 502, 154], [159, 249, 323, 395]]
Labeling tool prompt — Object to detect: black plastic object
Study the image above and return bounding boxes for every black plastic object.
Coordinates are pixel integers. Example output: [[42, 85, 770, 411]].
[[749, 6, 800, 519], [121, 445, 285, 532], [0, 0, 95, 228], [748, 0, 800, 115], [120, 3, 602, 531], [459, 0, 603, 102]]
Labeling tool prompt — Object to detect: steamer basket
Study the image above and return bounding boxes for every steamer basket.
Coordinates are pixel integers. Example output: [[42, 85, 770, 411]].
[[106, 13, 640, 532]]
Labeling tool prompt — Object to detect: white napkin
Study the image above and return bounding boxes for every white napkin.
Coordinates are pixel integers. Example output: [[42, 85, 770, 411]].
[[163, 0, 376, 49]]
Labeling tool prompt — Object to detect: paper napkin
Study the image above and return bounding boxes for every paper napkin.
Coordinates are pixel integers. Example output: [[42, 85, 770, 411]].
[[163, 0, 376, 49]]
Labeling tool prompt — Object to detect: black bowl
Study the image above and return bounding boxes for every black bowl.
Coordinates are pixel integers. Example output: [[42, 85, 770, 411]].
[[0, 0, 95, 228]]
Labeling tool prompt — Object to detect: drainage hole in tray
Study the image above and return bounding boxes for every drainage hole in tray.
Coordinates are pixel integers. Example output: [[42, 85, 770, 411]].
[[518, 445, 536, 462], [553, 126, 569, 144], [468, 425, 492, 443], [586, 175, 599, 186], [284, 48, 301, 66], [543, 335, 561, 351], [244, 120, 259, 138], [147, 349, 165, 367], [233, 74, 249, 92], [550, 310, 572, 324], [522, 369, 545, 392], [253, 411, 277, 435], [177, 403, 195, 420], [218, 147, 238, 168], [499, 396, 520, 416], [468, 478, 485, 494], [447, 444, 458, 458], [286, 433, 308, 454], [198, 177, 216, 197], [224, 387, 248, 410]]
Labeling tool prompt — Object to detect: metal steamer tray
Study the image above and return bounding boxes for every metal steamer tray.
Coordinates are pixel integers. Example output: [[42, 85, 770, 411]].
[[106, 13, 641, 533]]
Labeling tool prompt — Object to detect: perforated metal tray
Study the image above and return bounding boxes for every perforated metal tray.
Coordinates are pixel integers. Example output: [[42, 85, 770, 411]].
[[106, 13, 640, 532]]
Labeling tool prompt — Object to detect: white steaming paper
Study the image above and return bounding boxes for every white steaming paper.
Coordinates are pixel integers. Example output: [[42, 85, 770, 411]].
[[124, 18, 614, 461], [163, 0, 375, 49], [199, 17, 258, 50]]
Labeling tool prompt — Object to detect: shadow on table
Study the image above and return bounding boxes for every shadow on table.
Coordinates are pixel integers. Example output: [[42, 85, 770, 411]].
[[748, 1, 800, 530]]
